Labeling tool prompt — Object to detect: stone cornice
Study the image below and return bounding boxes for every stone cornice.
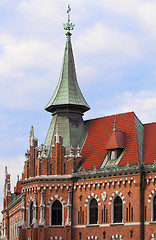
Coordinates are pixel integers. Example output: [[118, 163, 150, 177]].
[[73, 163, 156, 180], [73, 164, 141, 179], [21, 174, 72, 185]]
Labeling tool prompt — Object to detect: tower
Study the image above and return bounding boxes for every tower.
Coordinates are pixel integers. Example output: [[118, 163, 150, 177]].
[[44, 5, 90, 157]]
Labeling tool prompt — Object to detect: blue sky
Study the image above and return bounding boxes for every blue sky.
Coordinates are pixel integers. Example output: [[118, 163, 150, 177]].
[[1, 0, 156, 219]]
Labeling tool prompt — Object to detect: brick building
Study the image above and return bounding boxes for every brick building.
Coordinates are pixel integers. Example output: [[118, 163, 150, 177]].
[[1, 6, 156, 240]]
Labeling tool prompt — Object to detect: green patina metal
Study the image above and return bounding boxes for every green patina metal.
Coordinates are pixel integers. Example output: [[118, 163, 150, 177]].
[[44, 6, 90, 156], [134, 113, 144, 164], [45, 5, 90, 113], [100, 150, 126, 169], [44, 112, 89, 156], [45, 33, 90, 113]]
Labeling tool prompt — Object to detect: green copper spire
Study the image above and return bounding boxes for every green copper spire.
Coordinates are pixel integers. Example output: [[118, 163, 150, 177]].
[[45, 5, 90, 114], [44, 6, 89, 157]]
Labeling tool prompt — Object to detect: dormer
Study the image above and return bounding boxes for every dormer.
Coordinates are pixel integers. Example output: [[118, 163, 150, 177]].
[[104, 121, 125, 167]]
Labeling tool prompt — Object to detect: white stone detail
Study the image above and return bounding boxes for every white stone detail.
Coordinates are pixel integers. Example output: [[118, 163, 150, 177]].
[[101, 192, 107, 201]]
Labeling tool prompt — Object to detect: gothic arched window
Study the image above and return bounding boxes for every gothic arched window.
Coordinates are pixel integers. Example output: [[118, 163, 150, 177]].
[[51, 200, 62, 225], [29, 201, 33, 226], [89, 198, 98, 224], [153, 195, 156, 221], [114, 196, 122, 223]]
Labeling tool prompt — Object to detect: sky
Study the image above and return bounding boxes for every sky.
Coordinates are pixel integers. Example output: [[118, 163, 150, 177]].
[[1, 0, 156, 220]]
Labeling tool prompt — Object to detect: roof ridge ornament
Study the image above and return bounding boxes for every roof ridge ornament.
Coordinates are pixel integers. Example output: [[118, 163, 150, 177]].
[[63, 4, 75, 34], [29, 125, 34, 147], [113, 120, 116, 131]]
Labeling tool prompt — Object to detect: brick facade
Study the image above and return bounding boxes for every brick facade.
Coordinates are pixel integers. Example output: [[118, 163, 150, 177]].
[[2, 9, 156, 240]]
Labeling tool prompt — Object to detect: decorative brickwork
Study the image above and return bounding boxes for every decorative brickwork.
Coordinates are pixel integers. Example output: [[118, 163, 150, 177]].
[[87, 236, 98, 240], [2, 7, 156, 240], [109, 191, 126, 205], [49, 237, 63, 240], [47, 195, 66, 207], [85, 193, 101, 207], [112, 235, 123, 240], [148, 189, 156, 202]]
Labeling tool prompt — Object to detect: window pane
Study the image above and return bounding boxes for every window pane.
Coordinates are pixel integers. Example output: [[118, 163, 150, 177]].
[[111, 150, 116, 160], [51, 200, 62, 225], [89, 198, 98, 224], [114, 196, 122, 223], [30, 202, 33, 226]]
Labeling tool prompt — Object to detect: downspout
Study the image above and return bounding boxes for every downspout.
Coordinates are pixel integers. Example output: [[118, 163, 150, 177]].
[[140, 163, 145, 240], [7, 211, 10, 240], [71, 182, 74, 240]]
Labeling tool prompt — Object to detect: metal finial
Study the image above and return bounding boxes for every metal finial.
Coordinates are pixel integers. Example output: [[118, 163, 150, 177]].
[[17, 175, 19, 182], [67, 5, 71, 24], [63, 5, 75, 33], [113, 120, 116, 131]]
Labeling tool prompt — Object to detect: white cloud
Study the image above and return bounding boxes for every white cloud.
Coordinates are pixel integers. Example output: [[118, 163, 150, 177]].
[[16, 0, 65, 31], [99, 0, 141, 15], [99, 0, 156, 39], [75, 22, 140, 57], [119, 90, 156, 123], [0, 34, 61, 76], [0, 33, 63, 109]]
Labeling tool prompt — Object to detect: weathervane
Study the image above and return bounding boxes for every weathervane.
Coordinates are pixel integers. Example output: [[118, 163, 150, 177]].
[[63, 4, 75, 33]]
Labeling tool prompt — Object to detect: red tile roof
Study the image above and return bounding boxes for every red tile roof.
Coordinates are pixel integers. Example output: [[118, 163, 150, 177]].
[[81, 112, 139, 170], [143, 122, 156, 165], [105, 130, 125, 150]]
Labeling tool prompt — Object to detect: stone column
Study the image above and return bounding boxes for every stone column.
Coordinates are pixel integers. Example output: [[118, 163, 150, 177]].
[[32, 191, 38, 228], [65, 189, 71, 226], [38, 191, 45, 227], [20, 194, 26, 229]]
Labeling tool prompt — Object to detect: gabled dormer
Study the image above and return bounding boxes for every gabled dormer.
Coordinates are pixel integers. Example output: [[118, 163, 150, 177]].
[[102, 121, 125, 168]]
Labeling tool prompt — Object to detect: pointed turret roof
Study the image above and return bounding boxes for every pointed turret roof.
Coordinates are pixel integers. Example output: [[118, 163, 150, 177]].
[[45, 9, 90, 113], [44, 6, 89, 156]]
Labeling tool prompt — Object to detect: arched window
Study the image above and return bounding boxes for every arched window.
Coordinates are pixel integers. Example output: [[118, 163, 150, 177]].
[[114, 196, 122, 223], [29, 201, 33, 226], [153, 195, 156, 221], [51, 200, 62, 225], [89, 198, 98, 224]]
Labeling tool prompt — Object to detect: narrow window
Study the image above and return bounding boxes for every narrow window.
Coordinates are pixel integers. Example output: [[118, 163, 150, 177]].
[[51, 200, 62, 225], [89, 198, 98, 224], [114, 196, 122, 223], [30, 202, 33, 226], [111, 150, 116, 160], [153, 195, 156, 221]]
